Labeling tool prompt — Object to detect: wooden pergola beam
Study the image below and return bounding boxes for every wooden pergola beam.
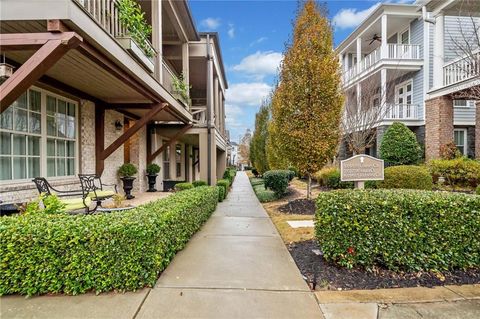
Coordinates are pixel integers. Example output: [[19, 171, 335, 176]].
[[0, 32, 82, 112], [0, 32, 81, 51], [147, 124, 192, 163]]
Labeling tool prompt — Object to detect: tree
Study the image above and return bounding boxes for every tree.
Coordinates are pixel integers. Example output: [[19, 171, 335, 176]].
[[270, 0, 343, 198], [250, 99, 270, 174], [379, 122, 421, 165], [238, 129, 252, 166]]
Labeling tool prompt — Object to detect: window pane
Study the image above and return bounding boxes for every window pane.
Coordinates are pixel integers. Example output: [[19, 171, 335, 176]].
[[56, 114, 66, 137], [29, 90, 41, 112], [454, 131, 464, 146], [14, 93, 27, 109], [68, 103, 75, 118], [14, 108, 28, 132], [57, 140, 65, 157], [47, 158, 56, 177], [47, 116, 56, 136], [0, 107, 13, 130], [66, 120, 75, 138], [28, 136, 40, 156], [58, 100, 67, 115], [47, 96, 56, 115], [12, 134, 26, 155], [0, 132, 11, 155], [57, 158, 66, 176], [29, 112, 41, 134], [67, 141, 75, 157], [176, 162, 181, 178], [407, 84, 412, 92], [47, 138, 56, 156], [67, 159, 75, 176], [163, 163, 170, 179], [0, 157, 12, 180], [28, 157, 40, 178], [13, 157, 26, 179]]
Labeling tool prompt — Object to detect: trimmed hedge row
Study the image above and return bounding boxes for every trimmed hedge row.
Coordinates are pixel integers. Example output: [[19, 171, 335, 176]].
[[378, 165, 433, 190], [216, 179, 230, 201], [263, 170, 292, 196], [428, 158, 480, 188], [0, 186, 219, 296], [250, 178, 276, 203], [174, 182, 194, 191], [315, 189, 480, 271]]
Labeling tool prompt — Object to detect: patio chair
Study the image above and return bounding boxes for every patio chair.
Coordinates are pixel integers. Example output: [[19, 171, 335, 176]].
[[77, 174, 117, 206], [32, 177, 92, 213]]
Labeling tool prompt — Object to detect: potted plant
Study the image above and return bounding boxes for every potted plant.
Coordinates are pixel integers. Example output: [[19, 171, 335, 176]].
[[146, 163, 161, 192], [118, 163, 138, 200]]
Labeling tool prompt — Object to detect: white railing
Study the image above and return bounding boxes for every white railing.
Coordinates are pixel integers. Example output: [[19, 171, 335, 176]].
[[443, 49, 480, 86], [191, 107, 207, 125], [384, 103, 420, 120], [387, 44, 421, 60], [342, 44, 422, 84]]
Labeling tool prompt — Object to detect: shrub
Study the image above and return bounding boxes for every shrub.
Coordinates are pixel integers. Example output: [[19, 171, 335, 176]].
[[174, 182, 193, 191], [288, 166, 299, 178], [21, 194, 66, 216], [263, 170, 290, 196], [250, 178, 276, 202], [146, 163, 161, 175], [440, 142, 462, 160], [223, 168, 236, 184], [316, 189, 480, 271], [287, 170, 296, 181], [379, 122, 421, 165], [378, 165, 433, 190], [216, 179, 230, 200], [216, 186, 225, 202], [0, 187, 218, 296], [315, 167, 353, 189], [428, 158, 480, 188], [192, 180, 207, 187], [252, 168, 260, 177], [118, 163, 138, 177], [477, 185, 480, 195]]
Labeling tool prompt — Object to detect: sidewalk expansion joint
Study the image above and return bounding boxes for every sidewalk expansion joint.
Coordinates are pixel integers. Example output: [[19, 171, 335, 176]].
[[154, 286, 313, 293], [132, 288, 152, 319]]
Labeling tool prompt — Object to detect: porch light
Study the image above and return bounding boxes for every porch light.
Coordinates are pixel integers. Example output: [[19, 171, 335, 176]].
[[114, 120, 123, 131], [0, 63, 14, 81]]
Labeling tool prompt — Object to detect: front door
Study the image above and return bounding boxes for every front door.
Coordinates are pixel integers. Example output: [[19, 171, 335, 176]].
[[395, 81, 413, 118]]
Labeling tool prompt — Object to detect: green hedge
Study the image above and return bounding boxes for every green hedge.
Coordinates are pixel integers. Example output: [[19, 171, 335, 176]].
[[192, 180, 207, 187], [263, 170, 290, 196], [0, 186, 219, 296], [250, 178, 276, 202], [477, 185, 480, 195], [174, 182, 194, 191], [223, 168, 236, 184], [379, 122, 421, 165], [428, 158, 480, 188], [315, 167, 353, 189], [378, 165, 433, 190], [316, 190, 480, 271], [216, 179, 230, 201]]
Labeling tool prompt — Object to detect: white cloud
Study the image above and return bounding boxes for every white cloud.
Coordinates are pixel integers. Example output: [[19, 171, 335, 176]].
[[228, 24, 235, 38], [232, 51, 283, 80], [200, 17, 221, 30], [226, 82, 272, 107], [249, 36, 268, 46], [332, 4, 379, 30]]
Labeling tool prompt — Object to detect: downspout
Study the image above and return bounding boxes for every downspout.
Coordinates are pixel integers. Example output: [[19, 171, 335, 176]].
[[206, 34, 213, 185]]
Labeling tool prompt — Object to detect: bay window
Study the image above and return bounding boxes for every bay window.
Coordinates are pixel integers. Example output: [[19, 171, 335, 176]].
[[0, 88, 78, 182]]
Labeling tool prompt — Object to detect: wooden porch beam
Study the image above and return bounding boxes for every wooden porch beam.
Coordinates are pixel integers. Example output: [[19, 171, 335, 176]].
[[95, 105, 106, 176], [0, 32, 81, 51], [104, 103, 154, 109], [147, 124, 192, 163], [100, 103, 168, 161], [0, 33, 82, 113]]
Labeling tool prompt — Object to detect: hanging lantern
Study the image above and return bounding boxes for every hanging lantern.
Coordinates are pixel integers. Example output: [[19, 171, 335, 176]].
[[0, 63, 14, 80]]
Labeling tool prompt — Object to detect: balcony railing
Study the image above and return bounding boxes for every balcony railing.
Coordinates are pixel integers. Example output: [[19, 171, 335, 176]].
[[384, 103, 420, 120], [162, 59, 177, 95], [443, 49, 480, 86], [75, 0, 155, 67], [342, 44, 422, 85]]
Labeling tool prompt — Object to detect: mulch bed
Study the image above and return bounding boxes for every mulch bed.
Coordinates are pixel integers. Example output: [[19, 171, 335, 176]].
[[288, 240, 480, 290], [278, 199, 316, 215]]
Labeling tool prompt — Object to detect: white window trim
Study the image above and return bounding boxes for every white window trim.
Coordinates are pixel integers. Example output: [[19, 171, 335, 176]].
[[453, 100, 475, 108], [398, 26, 411, 45], [454, 128, 468, 155], [395, 79, 413, 105], [0, 86, 79, 185]]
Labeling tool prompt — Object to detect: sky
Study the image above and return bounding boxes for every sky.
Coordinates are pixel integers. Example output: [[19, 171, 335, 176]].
[[188, 0, 414, 142]]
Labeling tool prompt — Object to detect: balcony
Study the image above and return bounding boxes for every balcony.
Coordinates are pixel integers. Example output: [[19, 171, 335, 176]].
[[342, 44, 422, 86], [384, 103, 420, 120], [443, 49, 480, 87], [161, 59, 190, 109], [75, 0, 156, 72]]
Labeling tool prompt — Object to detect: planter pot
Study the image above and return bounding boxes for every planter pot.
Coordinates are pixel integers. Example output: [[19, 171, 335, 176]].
[[120, 176, 136, 200], [146, 174, 158, 192], [117, 37, 155, 73]]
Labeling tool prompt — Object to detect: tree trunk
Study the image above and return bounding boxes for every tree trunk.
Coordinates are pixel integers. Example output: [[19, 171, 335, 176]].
[[307, 174, 312, 200]]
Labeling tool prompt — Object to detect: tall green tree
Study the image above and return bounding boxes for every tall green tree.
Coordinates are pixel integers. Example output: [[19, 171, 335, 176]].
[[270, 0, 343, 198], [250, 100, 271, 174]]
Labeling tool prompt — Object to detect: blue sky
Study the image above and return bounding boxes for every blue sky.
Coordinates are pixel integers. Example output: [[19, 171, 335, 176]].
[[188, 0, 413, 142]]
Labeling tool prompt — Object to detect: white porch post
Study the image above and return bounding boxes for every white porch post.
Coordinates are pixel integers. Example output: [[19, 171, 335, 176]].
[[356, 82, 361, 111], [381, 68, 387, 113], [356, 37, 362, 74], [433, 13, 445, 89], [182, 42, 189, 87], [151, 0, 162, 82], [381, 14, 388, 59]]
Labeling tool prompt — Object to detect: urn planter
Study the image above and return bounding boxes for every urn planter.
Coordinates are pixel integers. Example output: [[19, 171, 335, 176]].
[[146, 174, 158, 192], [121, 177, 136, 200]]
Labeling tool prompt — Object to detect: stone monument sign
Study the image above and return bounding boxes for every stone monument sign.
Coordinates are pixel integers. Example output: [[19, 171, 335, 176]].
[[340, 155, 384, 188]]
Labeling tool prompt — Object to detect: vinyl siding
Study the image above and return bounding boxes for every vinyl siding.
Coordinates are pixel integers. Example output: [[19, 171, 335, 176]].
[[410, 18, 424, 119], [444, 16, 480, 62], [454, 105, 476, 125]]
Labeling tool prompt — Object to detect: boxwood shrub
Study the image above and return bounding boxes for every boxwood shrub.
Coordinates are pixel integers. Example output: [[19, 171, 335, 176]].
[[250, 178, 276, 203], [263, 170, 291, 196], [223, 168, 236, 184], [174, 182, 194, 191], [315, 167, 353, 189], [0, 186, 219, 296], [378, 165, 433, 190], [315, 190, 480, 271], [192, 180, 208, 188], [216, 179, 230, 200], [428, 158, 480, 188]]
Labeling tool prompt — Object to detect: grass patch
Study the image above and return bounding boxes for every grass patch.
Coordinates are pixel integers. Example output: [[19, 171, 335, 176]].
[[250, 178, 277, 202]]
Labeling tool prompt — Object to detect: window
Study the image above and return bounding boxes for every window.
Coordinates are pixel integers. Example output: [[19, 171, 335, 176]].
[[0, 88, 77, 182], [453, 100, 475, 108], [454, 129, 468, 155], [400, 29, 409, 45], [163, 142, 170, 180], [175, 144, 182, 178]]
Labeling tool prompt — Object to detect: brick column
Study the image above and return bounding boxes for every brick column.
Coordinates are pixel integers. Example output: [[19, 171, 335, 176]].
[[425, 96, 454, 160], [476, 101, 480, 159]]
